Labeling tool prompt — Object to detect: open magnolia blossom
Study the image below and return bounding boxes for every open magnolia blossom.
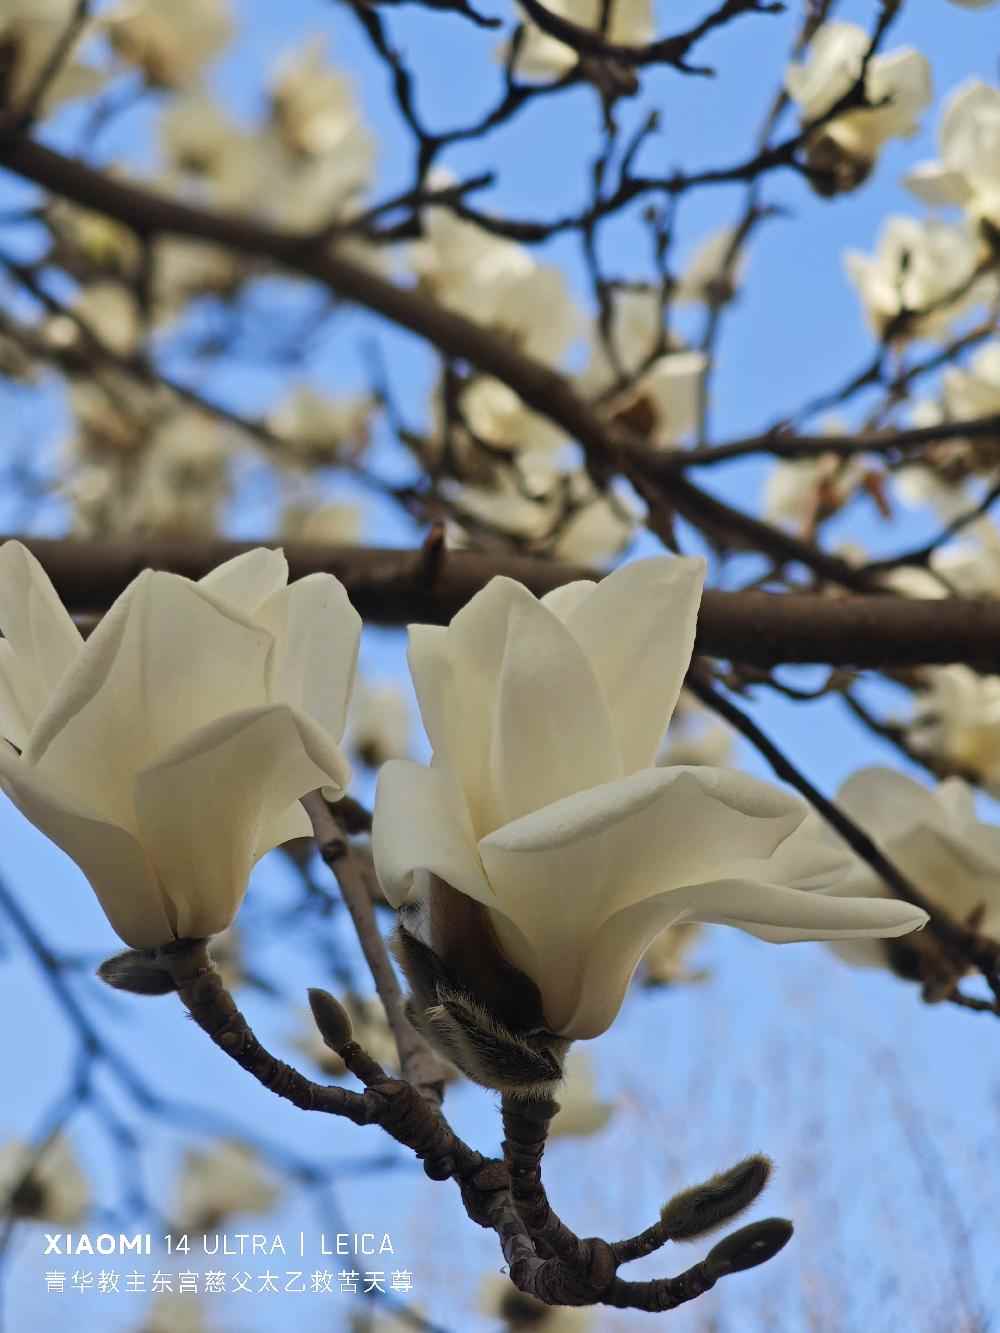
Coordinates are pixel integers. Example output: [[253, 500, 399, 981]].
[[103, 0, 232, 89], [905, 80, 1000, 230], [785, 23, 931, 192], [843, 216, 990, 340], [173, 1141, 279, 1231], [673, 226, 748, 307], [0, 543, 360, 949], [373, 557, 928, 1074], [580, 289, 707, 447], [907, 665, 1000, 795], [445, 459, 641, 567], [763, 450, 872, 533], [0, 1135, 89, 1224], [504, 0, 653, 81], [0, 0, 106, 115], [409, 190, 579, 365], [822, 768, 1000, 970]]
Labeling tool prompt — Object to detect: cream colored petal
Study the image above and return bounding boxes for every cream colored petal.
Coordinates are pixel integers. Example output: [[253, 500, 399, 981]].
[[432, 577, 544, 834], [904, 163, 974, 208], [836, 767, 937, 842], [135, 704, 349, 940], [562, 557, 706, 770], [491, 593, 619, 824], [0, 746, 169, 949], [564, 873, 926, 1038], [252, 800, 312, 863], [256, 573, 361, 741], [198, 547, 289, 613], [539, 580, 598, 622], [371, 759, 492, 909], [479, 767, 805, 1030], [0, 542, 83, 747], [27, 572, 274, 827]]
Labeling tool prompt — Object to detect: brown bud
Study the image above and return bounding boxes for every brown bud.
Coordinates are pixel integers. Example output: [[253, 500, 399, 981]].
[[704, 1217, 793, 1278], [97, 949, 176, 995], [660, 1154, 772, 1240], [308, 988, 354, 1052]]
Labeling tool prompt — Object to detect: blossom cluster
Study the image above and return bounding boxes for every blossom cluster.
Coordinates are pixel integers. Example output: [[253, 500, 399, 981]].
[[0, 544, 928, 1098]]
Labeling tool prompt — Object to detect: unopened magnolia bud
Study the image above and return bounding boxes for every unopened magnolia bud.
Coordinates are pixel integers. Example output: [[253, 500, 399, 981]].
[[660, 1154, 772, 1240], [97, 949, 177, 995], [704, 1217, 793, 1278], [308, 988, 354, 1052]]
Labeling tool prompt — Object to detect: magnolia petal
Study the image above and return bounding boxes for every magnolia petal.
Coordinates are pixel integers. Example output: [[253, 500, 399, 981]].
[[903, 163, 973, 208], [561, 557, 706, 770], [540, 580, 597, 622], [836, 767, 938, 842], [257, 574, 361, 740], [198, 547, 289, 614], [27, 573, 274, 828], [0, 542, 83, 748], [253, 800, 312, 863], [0, 746, 169, 949], [430, 578, 547, 834], [491, 593, 618, 824], [372, 758, 491, 909], [563, 876, 927, 1038], [479, 767, 810, 1030], [135, 704, 349, 940]]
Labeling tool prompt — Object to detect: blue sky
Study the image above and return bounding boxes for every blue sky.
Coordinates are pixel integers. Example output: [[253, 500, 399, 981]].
[[1, 2, 999, 1330]]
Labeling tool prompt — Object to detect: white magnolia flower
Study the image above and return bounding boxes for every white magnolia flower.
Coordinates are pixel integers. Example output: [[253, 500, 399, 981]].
[[0, 0, 106, 115], [824, 768, 1000, 969], [505, 0, 654, 81], [43, 282, 141, 360], [893, 400, 977, 521], [581, 289, 706, 447], [104, 0, 232, 88], [270, 35, 374, 161], [373, 559, 927, 1047], [294, 995, 399, 1077], [270, 386, 373, 466], [174, 1141, 279, 1230], [549, 1051, 614, 1139], [153, 239, 246, 326], [658, 691, 733, 768], [785, 23, 931, 190], [640, 921, 705, 986], [348, 682, 411, 770], [447, 462, 639, 566], [126, 415, 232, 537], [763, 451, 871, 533], [281, 501, 363, 546], [410, 200, 579, 365], [481, 1273, 595, 1329], [459, 377, 566, 456], [943, 341, 1000, 420], [673, 226, 747, 307], [905, 80, 1000, 230], [0, 1135, 88, 1224], [907, 666, 1000, 794], [0, 544, 360, 948], [843, 216, 990, 340]]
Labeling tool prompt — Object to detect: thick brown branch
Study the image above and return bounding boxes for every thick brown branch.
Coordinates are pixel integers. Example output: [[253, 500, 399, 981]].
[[17, 532, 1000, 672]]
